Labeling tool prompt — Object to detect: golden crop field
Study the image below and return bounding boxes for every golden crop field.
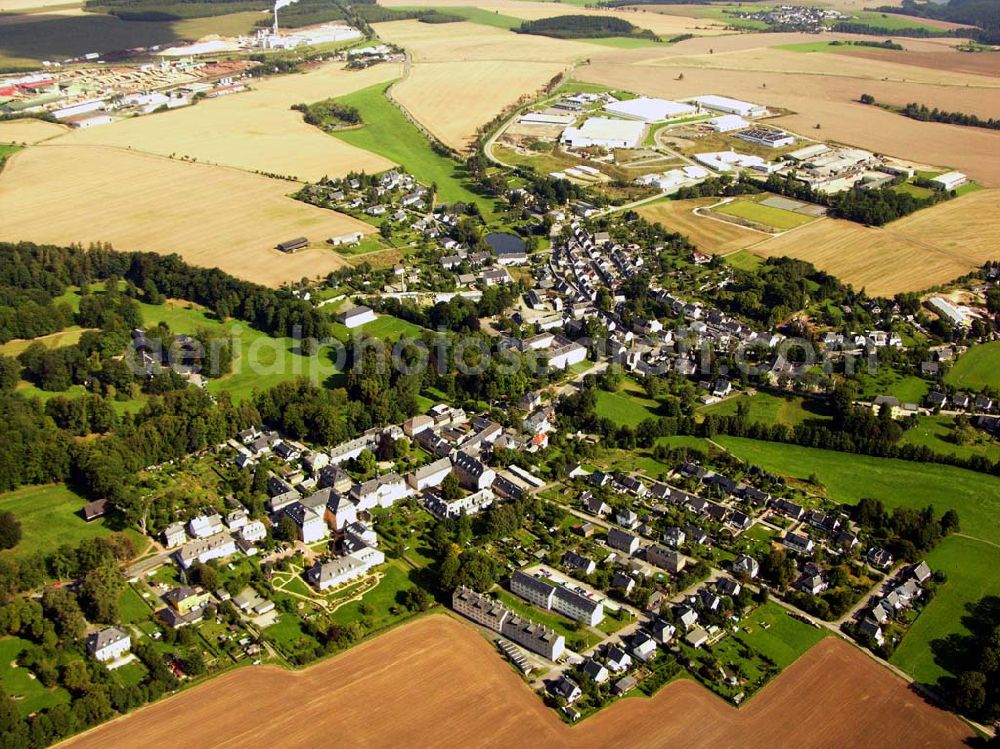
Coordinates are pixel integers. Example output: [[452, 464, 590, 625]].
[[374, 18, 594, 63], [575, 32, 1000, 186], [0, 117, 69, 144], [59, 61, 401, 181], [0, 145, 367, 286], [393, 60, 568, 150], [748, 190, 1000, 295], [374, 20, 593, 150], [379, 0, 732, 35], [638, 198, 765, 254], [59, 615, 973, 749]]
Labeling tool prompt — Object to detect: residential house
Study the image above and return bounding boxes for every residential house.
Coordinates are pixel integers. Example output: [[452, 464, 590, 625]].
[[86, 627, 130, 663]]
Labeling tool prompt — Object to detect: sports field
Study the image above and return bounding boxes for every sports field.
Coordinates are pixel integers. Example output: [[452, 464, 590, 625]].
[[943, 341, 1000, 391], [58, 615, 974, 748], [712, 197, 816, 232], [0, 145, 369, 286], [60, 62, 398, 182]]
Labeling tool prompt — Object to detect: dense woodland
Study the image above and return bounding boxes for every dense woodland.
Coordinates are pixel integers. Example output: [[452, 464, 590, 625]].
[[874, 0, 1000, 44], [516, 15, 657, 40]]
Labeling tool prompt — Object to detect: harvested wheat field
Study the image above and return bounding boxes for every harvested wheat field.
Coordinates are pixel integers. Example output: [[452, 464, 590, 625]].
[[0, 145, 366, 286], [374, 20, 592, 149], [378, 0, 731, 35], [0, 117, 68, 144], [750, 190, 1000, 295], [655, 46, 1000, 89], [639, 198, 764, 254], [375, 19, 594, 63], [393, 60, 568, 149], [59, 62, 400, 181], [58, 614, 972, 749], [575, 53, 1000, 185]]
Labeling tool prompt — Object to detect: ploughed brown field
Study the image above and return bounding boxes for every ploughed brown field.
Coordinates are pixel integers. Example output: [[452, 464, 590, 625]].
[[59, 614, 973, 749]]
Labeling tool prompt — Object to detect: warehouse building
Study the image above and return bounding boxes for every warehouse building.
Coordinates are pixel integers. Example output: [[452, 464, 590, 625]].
[[603, 97, 696, 122], [561, 117, 645, 149], [694, 95, 766, 118]]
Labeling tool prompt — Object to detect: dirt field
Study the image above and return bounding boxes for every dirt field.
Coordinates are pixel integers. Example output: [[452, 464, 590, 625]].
[[748, 190, 1000, 295], [848, 47, 1000, 78], [58, 61, 400, 181], [0, 145, 365, 286], [0, 118, 69, 144], [57, 614, 972, 749], [638, 198, 765, 254]]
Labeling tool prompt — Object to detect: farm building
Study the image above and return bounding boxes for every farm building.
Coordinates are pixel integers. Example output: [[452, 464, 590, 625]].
[[930, 171, 967, 191], [694, 95, 766, 118], [736, 128, 795, 148], [707, 114, 748, 133], [561, 117, 645, 150], [518, 111, 576, 127], [603, 97, 695, 122], [337, 305, 376, 328], [694, 151, 777, 173], [928, 297, 971, 327], [276, 237, 308, 253], [328, 231, 363, 247], [787, 143, 830, 162], [64, 113, 115, 129]]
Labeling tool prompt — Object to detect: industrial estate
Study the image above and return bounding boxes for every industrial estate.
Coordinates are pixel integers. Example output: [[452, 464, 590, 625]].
[[0, 0, 999, 747]]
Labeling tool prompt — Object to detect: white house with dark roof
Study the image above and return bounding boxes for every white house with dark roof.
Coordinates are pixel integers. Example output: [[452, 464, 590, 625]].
[[87, 626, 131, 664], [452, 450, 496, 491], [284, 502, 328, 543], [351, 472, 409, 510]]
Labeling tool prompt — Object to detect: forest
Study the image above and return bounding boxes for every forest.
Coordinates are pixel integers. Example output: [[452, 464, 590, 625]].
[[516, 14, 658, 40]]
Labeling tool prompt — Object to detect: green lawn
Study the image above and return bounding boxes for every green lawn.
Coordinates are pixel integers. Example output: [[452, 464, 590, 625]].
[[700, 392, 830, 428], [0, 637, 71, 716], [0, 484, 142, 561], [715, 436, 1000, 546], [735, 603, 828, 669], [944, 341, 1000, 391], [899, 414, 1000, 463], [136, 298, 341, 401], [580, 36, 663, 49], [714, 198, 815, 232], [723, 250, 763, 272], [327, 562, 422, 631], [495, 589, 602, 650], [848, 9, 955, 32], [594, 382, 662, 426], [893, 182, 936, 200], [329, 313, 428, 343], [890, 535, 1000, 685], [119, 586, 154, 625], [855, 368, 929, 403], [329, 82, 494, 213]]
